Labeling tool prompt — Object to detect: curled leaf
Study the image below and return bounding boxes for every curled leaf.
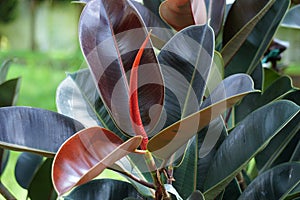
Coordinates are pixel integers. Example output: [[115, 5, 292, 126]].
[[52, 127, 142, 195]]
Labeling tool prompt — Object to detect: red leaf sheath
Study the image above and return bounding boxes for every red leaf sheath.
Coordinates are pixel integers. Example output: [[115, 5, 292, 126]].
[[129, 33, 151, 150]]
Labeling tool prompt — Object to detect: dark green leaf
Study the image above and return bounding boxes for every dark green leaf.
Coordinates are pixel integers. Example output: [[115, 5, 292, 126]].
[[285, 182, 300, 200], [238, 162, 300, 200], [205, 0, 226, 37], [143, 0, 164, 18], [0, 106, 84, 157], [222, 178, 242, 200], [28, 159, 57, 200], [56, 69, 127, 140], [0, 78, 21, 107], [158, 24, 214, 128], [15, 152, 43, 189], [235, 76, 294, 123], [79, 0, 164, 135], [284, 90, 300, 105], [148, 74, 255, 160], [205, 51, 224, 97], [64, 179, 149, 200], [263, 68, 281, 91], [0, 149, 9, 176], [250, 63, 263, 90], [203, 100, 300, 199], [290, 139, 300, 161], [223, 0, 290, 76], [187, 190, 205, 200], [0, 59, 13, 84], [172, 117, 227, 199], [255, 113, 300, 172]]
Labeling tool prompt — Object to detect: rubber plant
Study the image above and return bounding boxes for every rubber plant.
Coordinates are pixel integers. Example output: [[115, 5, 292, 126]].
[[0, 0, 299, 199]]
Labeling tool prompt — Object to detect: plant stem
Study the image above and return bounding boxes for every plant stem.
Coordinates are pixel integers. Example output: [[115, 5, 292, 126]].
[[108, 167, 155, 190], [144, 152, 171, 200], [0, 181, 16, 200]]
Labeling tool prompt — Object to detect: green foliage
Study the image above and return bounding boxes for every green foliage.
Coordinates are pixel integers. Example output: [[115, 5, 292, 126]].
[[0, 0, 299, 200], [0, 0, 18, 24]]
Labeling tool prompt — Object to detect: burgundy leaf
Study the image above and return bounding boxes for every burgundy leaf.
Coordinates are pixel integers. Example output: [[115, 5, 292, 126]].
[[52, 127, 142, 195], [79, 0, 164, 136]]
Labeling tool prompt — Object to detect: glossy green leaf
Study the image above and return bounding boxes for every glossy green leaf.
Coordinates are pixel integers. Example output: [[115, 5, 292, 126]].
[[222, 0, 290, 76], [159, 0, 207, 31], [203, 100, 300, 199], [0, 78, 21, 107], [0, 107, 84, 157], [235, 76, 294, 123], [238, 162, 300, 200], [290, 139, 300, 161], [172, 117, 227, 199], [187, 190, 205, 200], [164, 184, 183, 200], [148, 74, 255, 160], [158, 24, 214, 129], [255, 113, 300, 172], [143, 0, 164, 18], [0, 149, 9, 176], [79, 0, 164, 135], [284, 90, 300, 105], [52, 127, 142, 195], [56, 69, 126, 139], [28, 159, 57, 200], [250, 63, 263, 90], [222, 178, 242, 200], [285, 182, 300, 200], [15, 152, 43, 189], [0, 59, 13, 84], [263, 68, 281, 91], [64, 179, 146, 200], [204, 0, 226, 37], [205, 51, 224, 97]]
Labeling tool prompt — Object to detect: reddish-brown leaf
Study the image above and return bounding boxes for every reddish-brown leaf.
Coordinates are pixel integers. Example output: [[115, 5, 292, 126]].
[[52, 127, 142, 195], [79, 0, 164, 135], [159, 0, 207, 31], [129, 33, 152, 150]]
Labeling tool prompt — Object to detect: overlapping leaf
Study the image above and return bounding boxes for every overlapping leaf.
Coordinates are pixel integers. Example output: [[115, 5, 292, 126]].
[[235, 76, 294, 123], [222, 0, 290, 76], [238, 162, 300, 200], [148, 74, 255, 160], [172, 117, 227, 199], [158, 24, 214, 129], [0, 78, 21, 107], [28, 159, 57, 200], [15, 152, 43, 189], [52, 127, 142, 195], [56, 69, 126, 139], [0, 107, 84, 157], [79, 0, 164, 135], [255, 112, 300, 172], [203, 100, 300, 199], [65, 179, 144, 200]]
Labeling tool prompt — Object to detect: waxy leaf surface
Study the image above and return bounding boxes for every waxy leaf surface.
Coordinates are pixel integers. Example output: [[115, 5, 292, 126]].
[[148, 74, 255, 160], [52, 127, 142, 195], [0, 107, 84, 157], [79, 0, 164, 135]]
